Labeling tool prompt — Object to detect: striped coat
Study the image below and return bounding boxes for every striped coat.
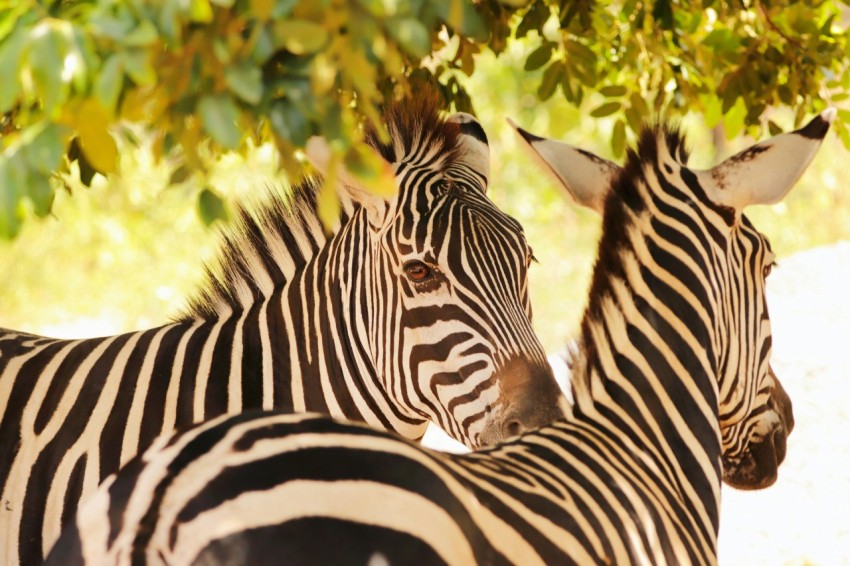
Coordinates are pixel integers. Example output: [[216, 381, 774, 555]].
[[48, 111, 832, 564]]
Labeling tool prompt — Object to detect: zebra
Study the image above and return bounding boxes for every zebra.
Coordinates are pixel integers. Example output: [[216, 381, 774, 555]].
[[0, 92, 566, 564], [46, 110, 833, 565]]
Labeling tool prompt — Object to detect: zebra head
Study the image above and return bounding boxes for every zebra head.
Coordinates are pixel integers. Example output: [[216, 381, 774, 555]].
[[691, 111, 832, 489], [306, 94, 566, 449], [511, 109, 832, 489]]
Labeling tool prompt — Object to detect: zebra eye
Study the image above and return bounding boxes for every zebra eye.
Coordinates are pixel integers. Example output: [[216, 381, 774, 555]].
[[763, 262, 777, 278], [524, 244, 537, 267], [404, 261, 433, 282]]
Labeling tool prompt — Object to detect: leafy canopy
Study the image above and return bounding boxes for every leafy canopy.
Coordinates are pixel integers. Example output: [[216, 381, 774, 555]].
[[0, 0, 847, 239]]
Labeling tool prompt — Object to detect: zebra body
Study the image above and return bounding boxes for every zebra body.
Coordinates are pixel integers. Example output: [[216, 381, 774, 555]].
[[49, 111, 832, 565], [1, 93, 564, 564]]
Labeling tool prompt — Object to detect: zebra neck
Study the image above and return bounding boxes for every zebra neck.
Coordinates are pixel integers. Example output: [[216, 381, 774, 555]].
[[571, 244, 724, 521], [267, 224, 429, 439]]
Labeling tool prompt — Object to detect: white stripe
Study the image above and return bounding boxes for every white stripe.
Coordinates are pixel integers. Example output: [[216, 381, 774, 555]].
[[258, 300, 274, 410], [162, 322, 203, 434], [120, 327, 172, 465], [192, 318, 227, 421], [228, 311, 248, 413]]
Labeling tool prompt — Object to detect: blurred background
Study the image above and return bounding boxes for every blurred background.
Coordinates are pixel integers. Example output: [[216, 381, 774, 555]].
[[1, 43, 849, 564]]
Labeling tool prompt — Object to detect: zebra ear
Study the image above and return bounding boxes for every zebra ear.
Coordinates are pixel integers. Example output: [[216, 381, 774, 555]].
[[304, 136, 393, 225], [698, 108, 835, 209], [447, 112, 490, 191], [506, 117, 619, 214]]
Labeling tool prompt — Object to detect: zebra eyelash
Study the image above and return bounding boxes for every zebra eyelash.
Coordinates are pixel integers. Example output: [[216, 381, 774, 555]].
[[763, 261, 778, 278]]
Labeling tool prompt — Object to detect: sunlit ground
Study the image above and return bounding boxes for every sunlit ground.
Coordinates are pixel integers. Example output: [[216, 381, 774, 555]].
[[2, 47, 850, 564]]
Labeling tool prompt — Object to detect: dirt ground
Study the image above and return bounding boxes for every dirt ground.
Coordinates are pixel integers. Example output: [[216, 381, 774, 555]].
[[423, 241, 850, 565]]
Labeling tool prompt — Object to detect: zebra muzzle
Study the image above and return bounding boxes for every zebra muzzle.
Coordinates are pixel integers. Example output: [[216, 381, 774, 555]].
[[479, 356, 567, 445]]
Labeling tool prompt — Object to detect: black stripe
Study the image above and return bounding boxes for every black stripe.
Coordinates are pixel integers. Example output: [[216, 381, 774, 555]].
[[139, 325, 188, 451], [195, 518, 449, 566], [99, 329, 159, 482], [459, 119, 488, 145]]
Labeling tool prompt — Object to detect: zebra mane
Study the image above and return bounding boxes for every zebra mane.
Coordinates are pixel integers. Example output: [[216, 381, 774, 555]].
[[177, 89, 463, 322], [176, 178, 326, 322], [575, 124, 692, 374]]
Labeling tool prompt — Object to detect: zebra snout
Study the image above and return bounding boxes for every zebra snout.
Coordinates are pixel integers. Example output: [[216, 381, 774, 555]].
[[480, 357, 567, 445], [723, 415, 788, 491]]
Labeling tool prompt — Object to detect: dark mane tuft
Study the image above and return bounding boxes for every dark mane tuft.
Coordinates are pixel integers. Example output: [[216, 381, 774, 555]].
[[176, 178, 327, 321], [365, 86, 462, 168], [577, 123, 690, 366]]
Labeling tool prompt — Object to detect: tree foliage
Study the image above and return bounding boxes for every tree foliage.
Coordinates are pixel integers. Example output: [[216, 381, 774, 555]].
[[1, 0, 848, 239]]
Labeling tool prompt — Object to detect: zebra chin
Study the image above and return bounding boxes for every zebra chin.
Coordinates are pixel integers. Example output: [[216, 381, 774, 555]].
[[724, 376, 794, 490], [722, 423, 788, 490], [475, 356, 567, 447]]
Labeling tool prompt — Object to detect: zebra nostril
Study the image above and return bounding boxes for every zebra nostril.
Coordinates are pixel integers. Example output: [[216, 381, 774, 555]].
[[506, 420, 523, 437]]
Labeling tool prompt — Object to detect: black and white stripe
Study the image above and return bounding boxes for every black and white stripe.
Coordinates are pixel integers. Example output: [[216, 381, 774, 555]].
[[0, 93, 565, 564], [50, 110, 832, 565]]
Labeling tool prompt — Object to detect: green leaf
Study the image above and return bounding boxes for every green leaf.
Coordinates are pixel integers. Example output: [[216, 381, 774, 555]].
[[0, 158, 23, 239], [625, 106, 642, 133], [169, 164, 192, 185], [599, 85, 627, 97], [701, 93, 722, 129], [437, 0, 488, 41], [22, 122, 65, 176], [77, 99, 118, 175], [123, 20, 159, 47], [564, 39, 595, 64], [121, 48, 155, 85], [198, 94, 242, 149], [703, 28, 741, 53], [250, 0, 275, 21], [524, 43, 553, 71], [24, 20, 70, 115], [837, 120, 850, 152], [590, 101, 621, 118], [386, 17, 430, 57], [516, 0, 548, 39], [652, 0, 674, 30], [612, 119, 626, 158], [0, 3, 29, 43], [273, 20, 329, 55], [629, 92, 650, 118], [723, 97, 747, 139], [767, 120, 783, 137], [0, 26, 25, 113], [27, 169, 53, 217], [224, 62, 263, 104], [197, 188, 228, 226], [94, 54, 123, 115], [271, 0, 299, 18], [538, 61, 562, 101], [269, 99, 311, 147]]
